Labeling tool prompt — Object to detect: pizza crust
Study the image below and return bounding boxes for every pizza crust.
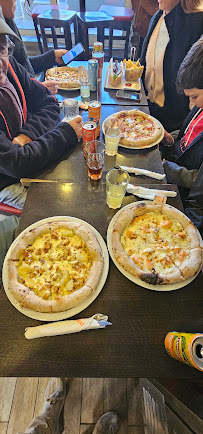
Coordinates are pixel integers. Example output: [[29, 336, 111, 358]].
[[45, 66, 80, 89], [8, 221, 104, 312], [109, 109, 164, 148], [111, 202, 202, 285]]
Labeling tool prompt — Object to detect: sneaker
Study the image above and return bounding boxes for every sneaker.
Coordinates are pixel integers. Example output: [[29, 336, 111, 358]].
[[92, 411, 121, 434], [41, 378, 66, 433]]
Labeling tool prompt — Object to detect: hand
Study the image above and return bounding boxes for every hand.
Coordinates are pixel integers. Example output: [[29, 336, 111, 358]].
[[162, 130, 174, 146], [41, 80, 59, 95], [63, 115, 83, 139], [54, 49, 68, 64], [12, 134, 31, 146]]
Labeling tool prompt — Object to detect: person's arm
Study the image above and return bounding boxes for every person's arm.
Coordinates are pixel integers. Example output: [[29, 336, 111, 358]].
[[163, 161, 198, 188], [184, 163, 203, 237], [0, 120, 78, 179], [29, 49, 68, 75]]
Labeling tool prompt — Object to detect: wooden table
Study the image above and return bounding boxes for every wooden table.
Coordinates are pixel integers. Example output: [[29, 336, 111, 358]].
[[1, 74, 202, 379], [1, 182, 202, 378]]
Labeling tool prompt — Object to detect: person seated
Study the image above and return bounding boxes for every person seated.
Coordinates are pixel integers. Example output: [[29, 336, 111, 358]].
[[161, 36, 203, 236], [140, 0, 203, 132], [0, 7, 82, 210], [0, 0, 69, 94]]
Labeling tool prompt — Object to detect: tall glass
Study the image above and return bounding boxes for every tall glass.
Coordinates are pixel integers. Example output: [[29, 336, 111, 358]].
[[78, 65, 90, 98], [106, 168, 129, 209], [86, 141, 105, 180], [63, 99, 79, 120], [104, 117, 123, 156]]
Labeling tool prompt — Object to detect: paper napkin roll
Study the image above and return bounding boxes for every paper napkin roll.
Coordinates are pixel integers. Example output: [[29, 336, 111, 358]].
[[126, 184, 177, 200], [118, 165, 165, 181], [25, 314, 111, 340]]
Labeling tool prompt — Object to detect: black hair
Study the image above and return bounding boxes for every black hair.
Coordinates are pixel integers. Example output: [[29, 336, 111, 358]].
[[176, 35, 203, 93]]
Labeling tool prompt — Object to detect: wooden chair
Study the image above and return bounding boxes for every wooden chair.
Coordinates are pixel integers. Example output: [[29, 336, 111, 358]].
[[38, 9, 78, 52], [76, 11, 114, 60], [0, 202, 22, 216], [99, 5, 134, 60]]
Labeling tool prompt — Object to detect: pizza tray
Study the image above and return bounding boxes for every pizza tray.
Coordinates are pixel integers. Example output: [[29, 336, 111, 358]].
[[102, 111, 164, 150], [45, 66, 80, 91], [3, 216, 109, 321], [107, 201, 202, 292], [104, 65, 141, 91]]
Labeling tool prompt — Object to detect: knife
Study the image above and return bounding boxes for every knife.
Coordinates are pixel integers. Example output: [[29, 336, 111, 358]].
[[118, 165, 165, 180]]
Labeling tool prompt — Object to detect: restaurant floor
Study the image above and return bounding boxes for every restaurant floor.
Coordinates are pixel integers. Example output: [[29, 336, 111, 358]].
[[0, 378, 145, 433]]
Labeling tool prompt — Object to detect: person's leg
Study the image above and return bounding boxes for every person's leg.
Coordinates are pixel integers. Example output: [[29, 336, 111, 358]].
[[0, 183, 27, 210], [92, 411, 121, 434], [18, 378, 66, 434], [0, 215, 19, 286]]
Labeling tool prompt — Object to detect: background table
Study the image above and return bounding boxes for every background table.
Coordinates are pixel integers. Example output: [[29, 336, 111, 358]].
[[1, 183, 202, 378]]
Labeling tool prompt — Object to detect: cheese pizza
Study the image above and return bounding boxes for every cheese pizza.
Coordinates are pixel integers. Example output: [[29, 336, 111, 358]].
[[111, 201, 202, 285], [107, 110, 164, 148], [8, 221, 104, 312], [46, 66, 80, 89]]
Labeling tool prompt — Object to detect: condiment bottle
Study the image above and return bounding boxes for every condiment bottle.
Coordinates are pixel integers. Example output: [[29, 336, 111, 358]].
[[92, 41, 104, 82]]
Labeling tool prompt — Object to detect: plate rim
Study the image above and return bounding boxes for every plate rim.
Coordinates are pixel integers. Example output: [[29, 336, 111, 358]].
[[107, 201, 201, 291], [102, 110, 164, 150], [3, 216, 109, 321]]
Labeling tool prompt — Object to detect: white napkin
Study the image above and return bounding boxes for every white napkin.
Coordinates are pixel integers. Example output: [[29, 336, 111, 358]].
[[127, 184, 177, 200], [25, 314, 111, 340], [118, 165, 165, 180]]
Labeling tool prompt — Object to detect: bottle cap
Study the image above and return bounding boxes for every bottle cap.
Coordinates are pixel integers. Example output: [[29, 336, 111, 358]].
[[93, 41, 103, 52]]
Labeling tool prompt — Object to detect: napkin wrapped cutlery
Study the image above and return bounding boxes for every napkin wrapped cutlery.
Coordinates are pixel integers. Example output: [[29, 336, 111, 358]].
[[118, 165, 165, 180], [127, 184, 177, 200], [25, 314, 111, 339]]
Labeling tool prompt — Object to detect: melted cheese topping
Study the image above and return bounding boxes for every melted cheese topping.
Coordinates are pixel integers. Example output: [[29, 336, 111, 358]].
[[17, 228, 92, 300], [121, 212, 190, 275], [118, 114, 154, 140]]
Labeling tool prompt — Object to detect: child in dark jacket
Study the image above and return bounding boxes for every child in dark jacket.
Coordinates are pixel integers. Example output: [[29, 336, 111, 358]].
[[161, 36, 203, 236]]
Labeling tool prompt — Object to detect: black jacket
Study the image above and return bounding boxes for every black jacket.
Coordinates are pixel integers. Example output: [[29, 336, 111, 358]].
[[0, 57, 78, 191], [140, 3, 203, 132], [163, 107, 203, 236], [6, 18, 56, 76]]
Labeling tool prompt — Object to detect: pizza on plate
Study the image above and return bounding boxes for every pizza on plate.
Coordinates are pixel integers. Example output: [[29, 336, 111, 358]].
[[106, 110, 163, 148], [111, 200, 202, 285], [45, 66, 80, 89], [8, 221, 104, 312]]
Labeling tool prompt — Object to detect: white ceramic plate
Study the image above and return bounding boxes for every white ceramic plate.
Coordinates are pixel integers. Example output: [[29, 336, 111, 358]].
[[102, 110, 164, 150], [107, 201, 202, 291], [3, 216, 109, 321]]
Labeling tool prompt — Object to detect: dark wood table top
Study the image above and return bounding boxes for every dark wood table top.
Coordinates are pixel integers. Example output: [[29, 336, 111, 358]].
[[56, 61, 148, 106], [1, 182, 202, 379]]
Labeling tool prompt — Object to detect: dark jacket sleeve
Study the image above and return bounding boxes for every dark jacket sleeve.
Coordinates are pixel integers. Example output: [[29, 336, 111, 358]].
[[29, 50, 56, 75], [0, 59, 78, 182], [0, 121, 77, 180], [8, 58, 61, 140], [163, 161, 198, 189], [185, 163, 203, 237]]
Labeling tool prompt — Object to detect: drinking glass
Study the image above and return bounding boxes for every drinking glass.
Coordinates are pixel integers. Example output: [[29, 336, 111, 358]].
[[106, 168, 129, 209], [78, 65, 90, 98], [63, 99, 79, 120], [104, 117, 123, 156], [86, 141, 105, 180]]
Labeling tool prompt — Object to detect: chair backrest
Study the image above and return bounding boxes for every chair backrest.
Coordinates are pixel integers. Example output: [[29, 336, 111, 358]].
[[38, 18, 72, 51], [0, 202, 22, 216], [38, 10, 77, 52]]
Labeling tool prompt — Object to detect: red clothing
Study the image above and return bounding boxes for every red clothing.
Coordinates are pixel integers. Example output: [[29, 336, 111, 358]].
[[180, 109, 203, 152]]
